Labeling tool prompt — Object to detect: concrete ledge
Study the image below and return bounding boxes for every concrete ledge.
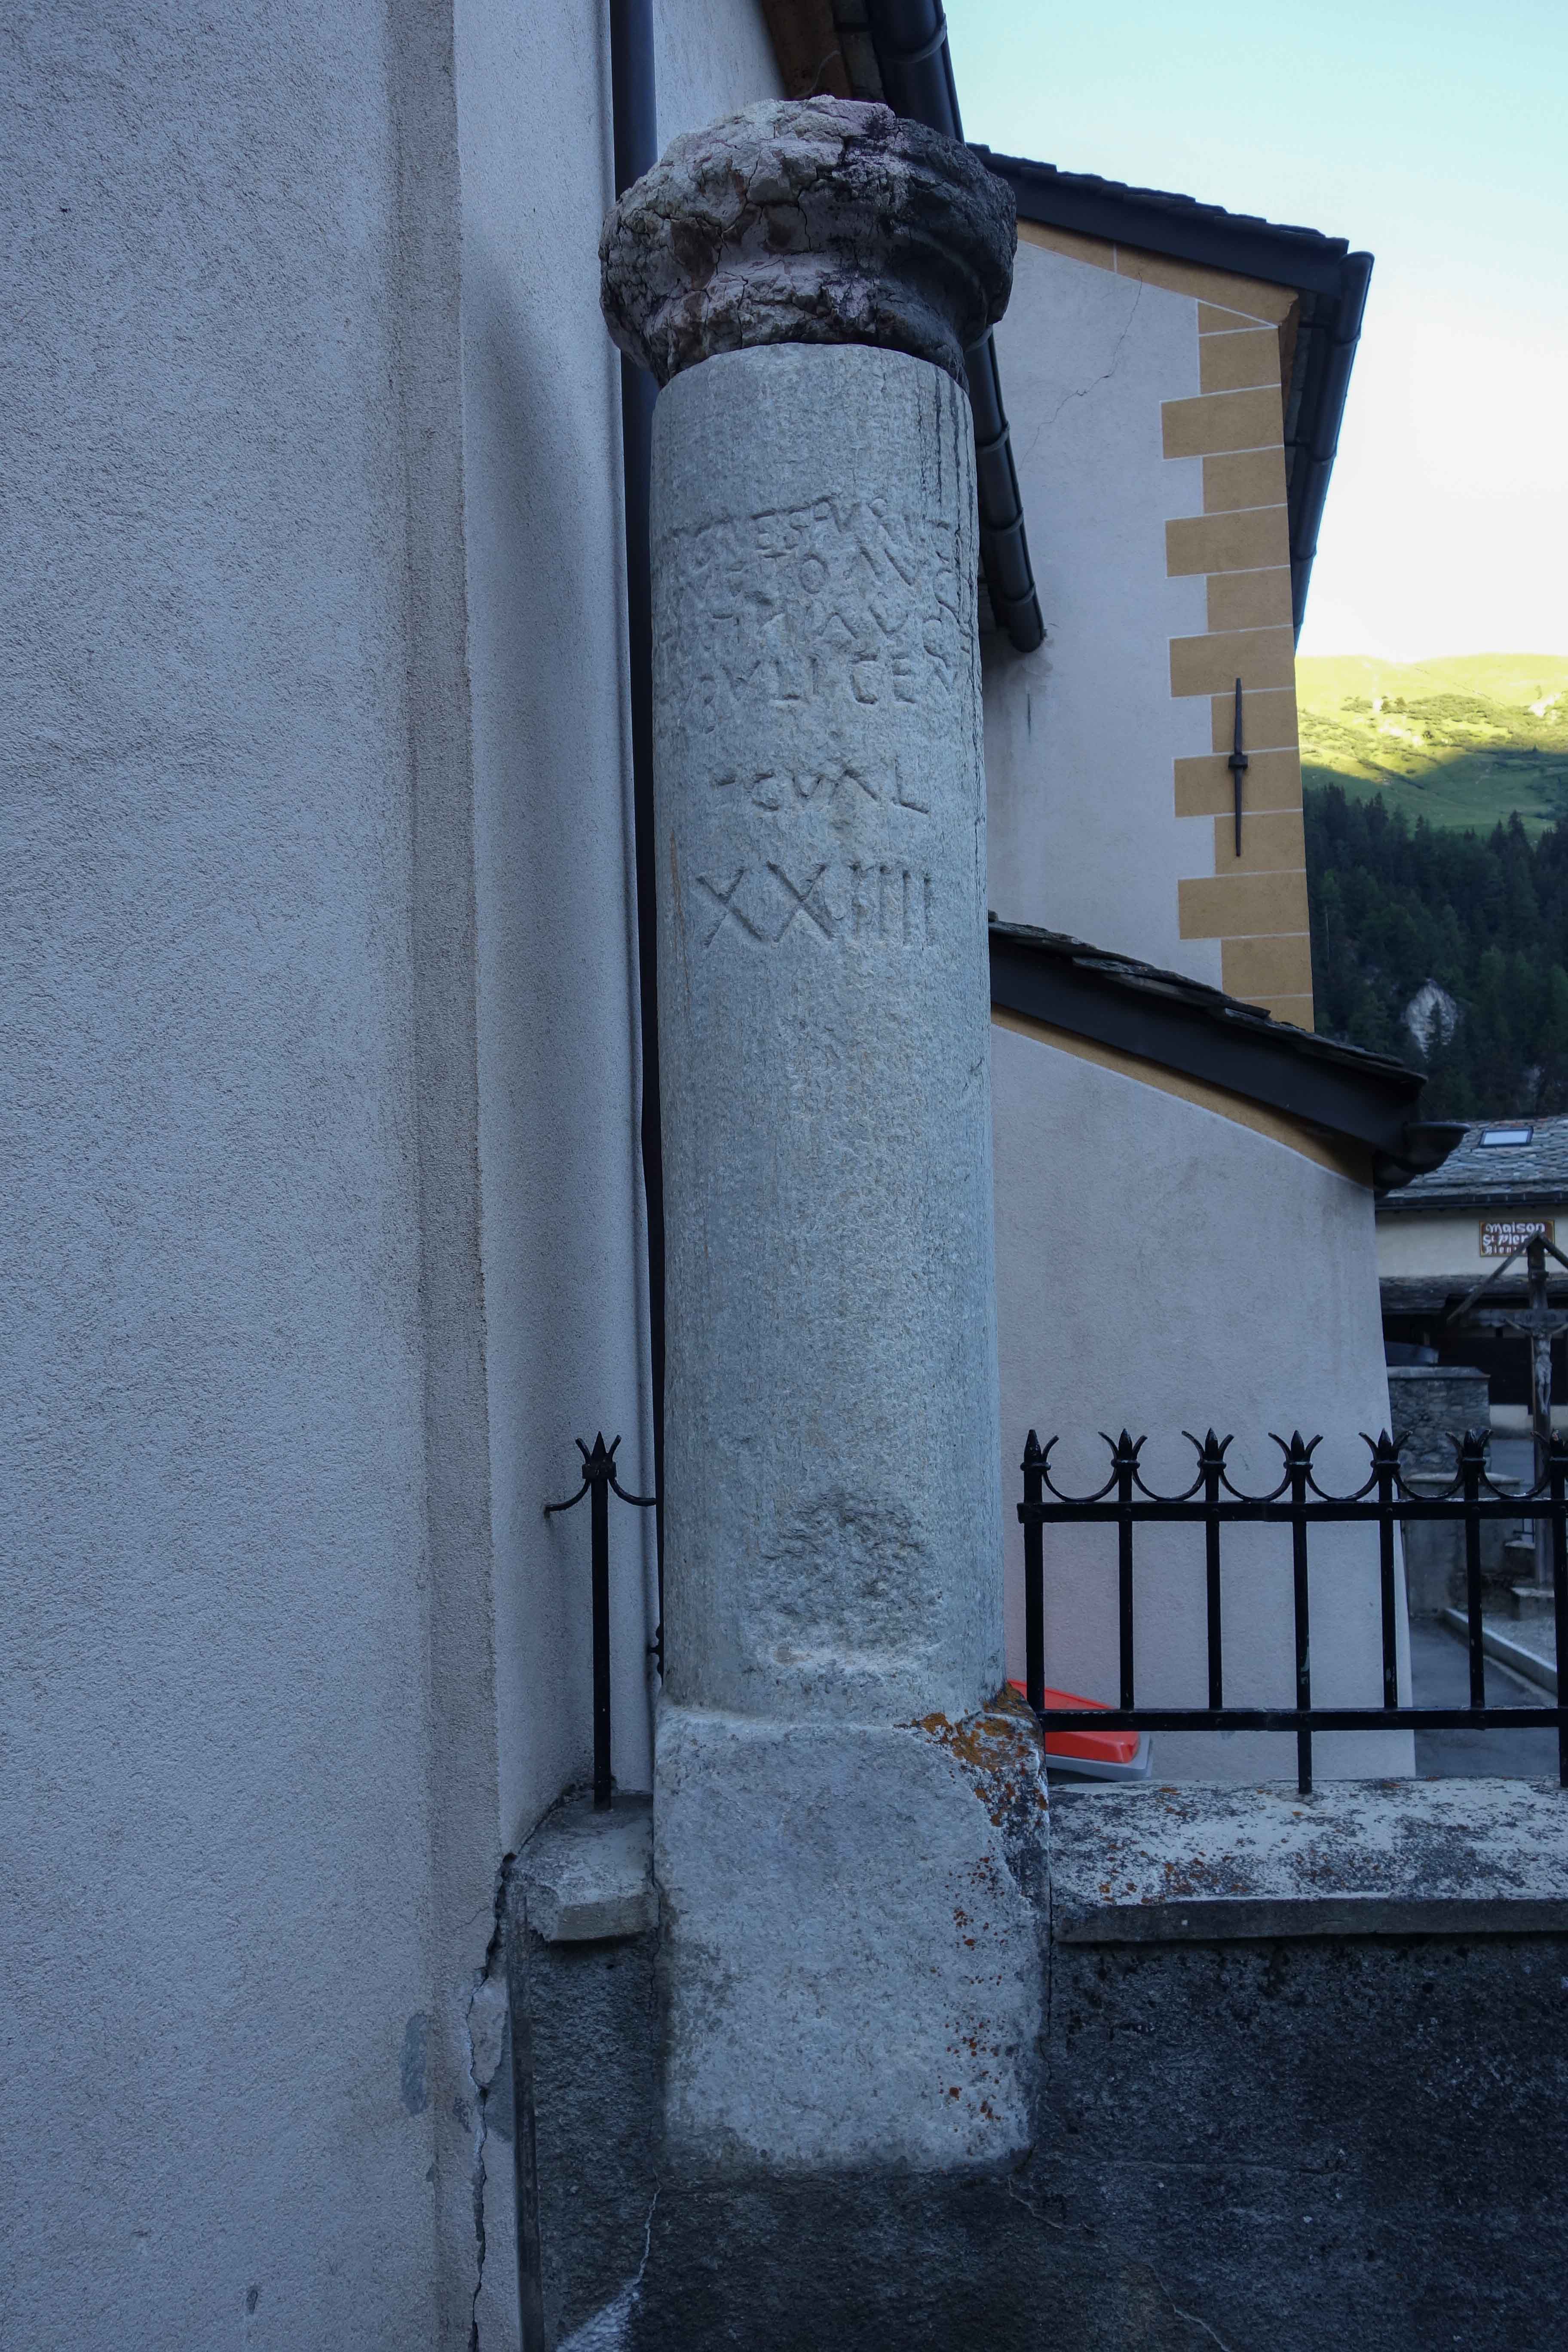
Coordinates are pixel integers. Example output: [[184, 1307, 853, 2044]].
[[1050, 1776, 1568, 1942], [1492, 1402, 1568, 1436], [518, 1792, 657, 1942]]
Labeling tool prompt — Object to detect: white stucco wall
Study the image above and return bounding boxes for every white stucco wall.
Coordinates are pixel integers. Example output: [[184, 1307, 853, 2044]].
[[456, 0, 652, 1860], [458, 0, 784, 1857], [4, 3, 783, 2348], [992, 1024, 1413, 1782], [983, 242, 1220, 986], [4, 4, 489, 2344], [655, 0, 784, 139]]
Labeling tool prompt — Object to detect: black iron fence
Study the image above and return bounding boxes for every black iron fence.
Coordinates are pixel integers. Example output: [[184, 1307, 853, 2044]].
[[545, 1434, 656, 1809], [1020, 1426, 1568, 1796]]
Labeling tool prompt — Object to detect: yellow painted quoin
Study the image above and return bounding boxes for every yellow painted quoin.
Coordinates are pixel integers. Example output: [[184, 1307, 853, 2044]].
[[1018, 218, 1314, 1029]]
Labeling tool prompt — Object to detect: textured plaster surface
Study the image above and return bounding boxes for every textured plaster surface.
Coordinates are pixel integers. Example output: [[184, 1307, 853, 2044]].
[[601, 98, 1014, 389], [983, 240, 1218, 984], [3, 3, 502, 2343], [5, 4, 789, 2346], [1378, 1206, 1521, 1276], [650, 343, 1004, 1722], [1048, 1776, 1568, 1939], [455, 0, 659, 1837], [653, 0, 785, 149], [655, 1699, 1048, 2169], [991, 1023, 1414, 1782], [459, 0, 787, 1844], [458, 0, 792, 1860]]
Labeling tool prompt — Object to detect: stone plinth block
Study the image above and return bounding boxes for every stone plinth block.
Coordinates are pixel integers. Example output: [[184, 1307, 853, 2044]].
[[650, 342, 1003, 1724], [518, 1793, 657, 1942], [655, 1697, 1048, 2171], [600, 97, 1015, 389]]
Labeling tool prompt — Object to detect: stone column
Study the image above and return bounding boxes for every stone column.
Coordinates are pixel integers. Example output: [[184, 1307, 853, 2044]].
[[602, 100, 1046, 2191]]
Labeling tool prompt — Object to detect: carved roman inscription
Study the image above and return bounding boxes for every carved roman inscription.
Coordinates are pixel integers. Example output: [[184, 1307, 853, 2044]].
[[709, 761, 930, 816], [694, 862, 936, 949], [656, 488, 972, 973], [653, 496, 966, 734]]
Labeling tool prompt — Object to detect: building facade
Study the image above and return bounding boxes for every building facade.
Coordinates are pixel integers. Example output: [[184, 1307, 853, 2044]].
[[988, 925, 1430, 1779], [965, 147, 1433, 1777], [1380, 1115, 1568, 1418], [6, 5, 1452, 2347]]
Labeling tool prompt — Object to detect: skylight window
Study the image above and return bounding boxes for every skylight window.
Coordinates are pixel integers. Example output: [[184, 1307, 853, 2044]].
[[1479, 1125, 1533, 1146]]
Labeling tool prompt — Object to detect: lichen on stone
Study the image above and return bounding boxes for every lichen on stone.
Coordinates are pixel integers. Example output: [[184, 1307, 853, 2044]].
[[600, 97, 1016, 389]]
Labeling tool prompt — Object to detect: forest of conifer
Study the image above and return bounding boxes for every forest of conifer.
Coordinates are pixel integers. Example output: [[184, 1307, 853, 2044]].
[[1306, 784, 1568, 1117]]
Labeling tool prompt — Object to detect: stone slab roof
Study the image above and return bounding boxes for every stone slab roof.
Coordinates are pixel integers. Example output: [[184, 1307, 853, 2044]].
[[978, 149, 1355, 293], [1379, 1116, 1568, 1213]]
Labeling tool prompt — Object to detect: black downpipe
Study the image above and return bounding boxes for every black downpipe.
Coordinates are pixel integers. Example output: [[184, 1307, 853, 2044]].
[[864, 0, 1045, 653], [609, 0, 665, 1629], [865, 0, 965, 132]]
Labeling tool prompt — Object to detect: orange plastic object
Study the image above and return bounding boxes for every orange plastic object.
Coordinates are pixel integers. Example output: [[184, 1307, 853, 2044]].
[[1007, 1679, 1142, 1768]]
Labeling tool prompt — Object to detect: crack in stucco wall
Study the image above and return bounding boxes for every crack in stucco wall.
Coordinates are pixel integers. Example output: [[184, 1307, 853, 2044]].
[[464, 1855, 516, 2349], [1024, 279, 1145, 463]]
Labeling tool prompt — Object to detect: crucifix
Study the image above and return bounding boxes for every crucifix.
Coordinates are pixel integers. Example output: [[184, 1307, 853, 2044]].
[[1447, 1229, 1568, 1598]]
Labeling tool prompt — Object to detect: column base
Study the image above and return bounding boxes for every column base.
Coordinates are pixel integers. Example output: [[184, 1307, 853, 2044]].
[[654, 1694, 1048, 2174]]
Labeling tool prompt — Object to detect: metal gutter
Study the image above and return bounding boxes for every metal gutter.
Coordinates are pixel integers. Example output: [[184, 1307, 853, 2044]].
[[860, 3, 1045, 652], [609, 0, 665, 1583], [1283, 251, 1371, 632]]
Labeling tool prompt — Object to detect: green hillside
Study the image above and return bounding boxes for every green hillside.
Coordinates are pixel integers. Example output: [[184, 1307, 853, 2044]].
[[1298, 654, 1568, 836]]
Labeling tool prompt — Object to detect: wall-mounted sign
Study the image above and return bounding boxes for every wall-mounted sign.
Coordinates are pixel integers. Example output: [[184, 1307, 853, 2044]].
[[1481, 1218, 1555, 1258]]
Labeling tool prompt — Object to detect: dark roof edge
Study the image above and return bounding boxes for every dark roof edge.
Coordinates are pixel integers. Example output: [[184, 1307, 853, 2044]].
[[979, 149, 1372, 638], [1378, 1188, 1568, 1216], [988, 921, 1453, 1185], [1381, 1276, 1568, 1329], [979, 148, 1352, 293]]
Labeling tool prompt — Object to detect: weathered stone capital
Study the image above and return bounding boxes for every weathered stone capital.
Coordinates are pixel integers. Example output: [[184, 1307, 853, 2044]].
[[600, 97, 1015, 389]]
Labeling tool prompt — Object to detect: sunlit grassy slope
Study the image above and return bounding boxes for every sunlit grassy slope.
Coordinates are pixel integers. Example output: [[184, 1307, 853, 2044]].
[[1298, 654, 1568, 836]]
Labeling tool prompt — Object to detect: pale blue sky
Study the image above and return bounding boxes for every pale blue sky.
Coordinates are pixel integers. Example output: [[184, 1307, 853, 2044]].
[[945, 0, 1568, 661]]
